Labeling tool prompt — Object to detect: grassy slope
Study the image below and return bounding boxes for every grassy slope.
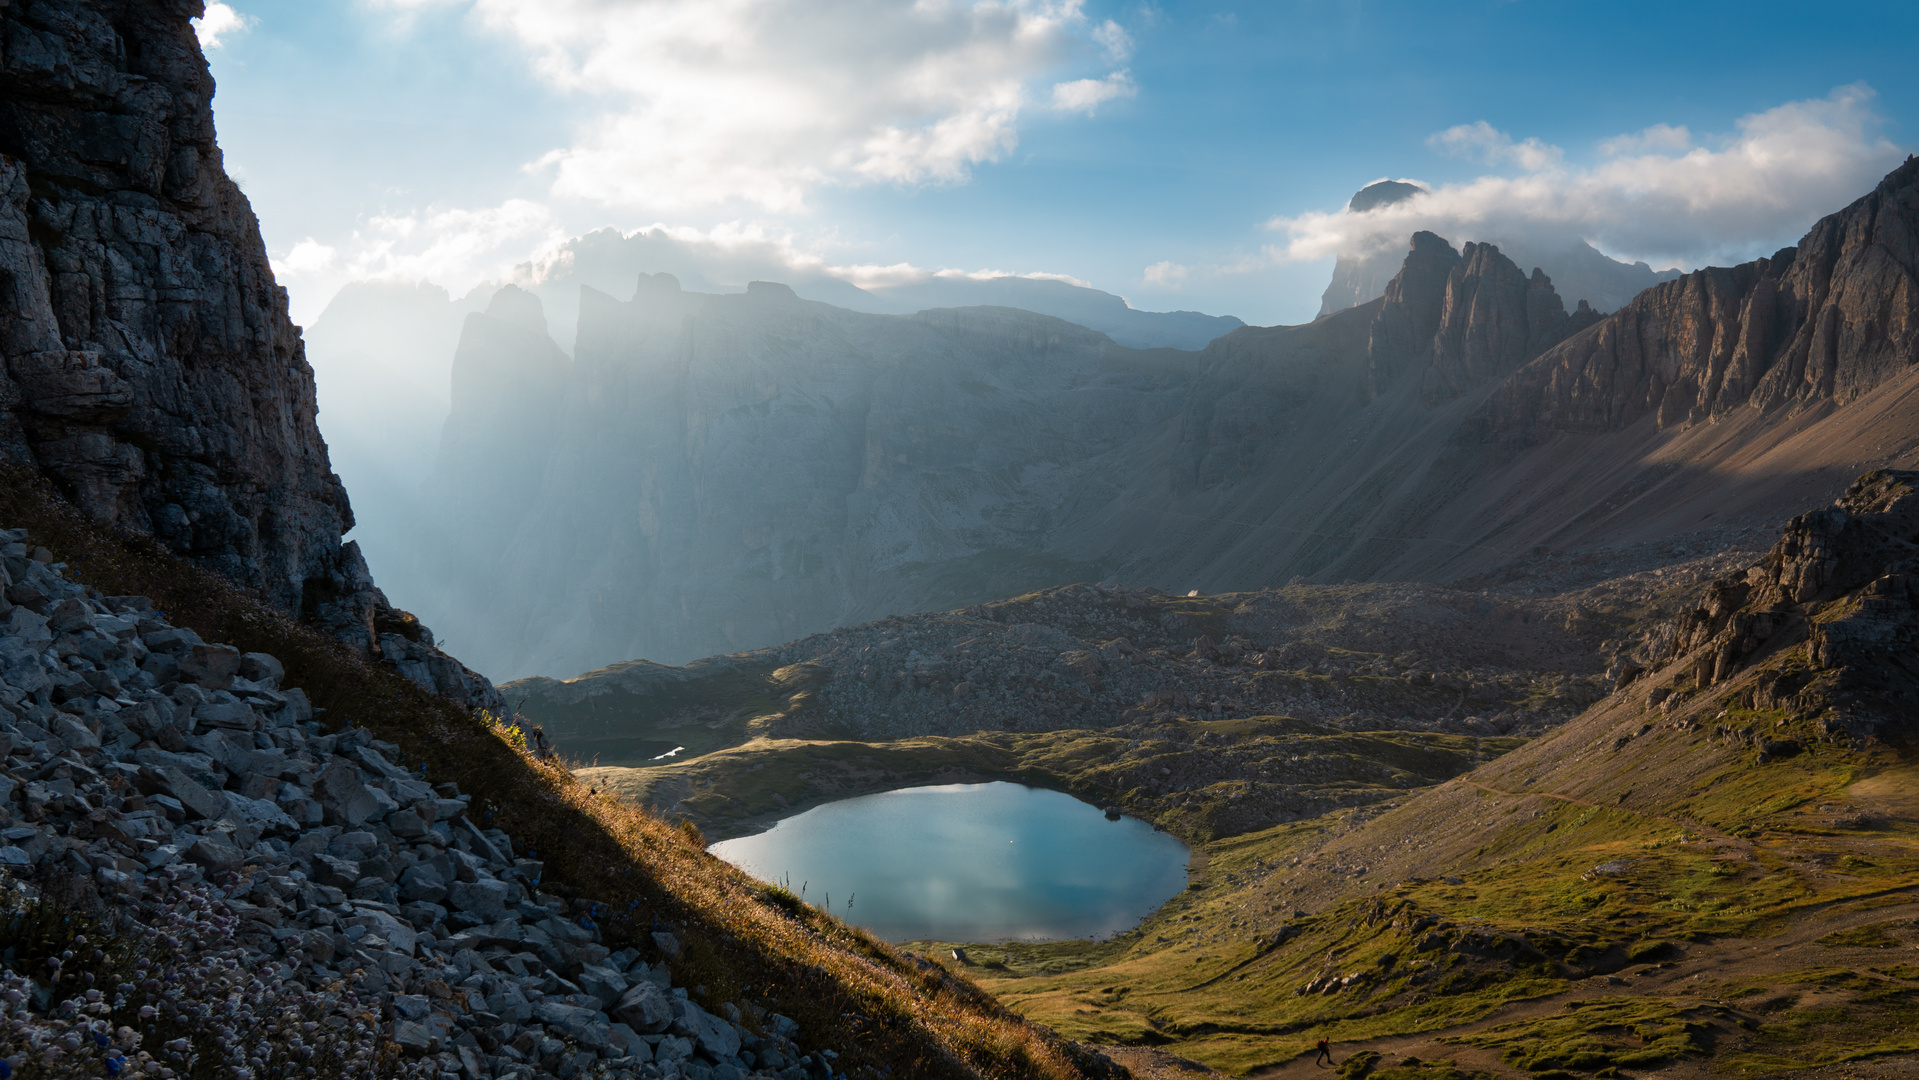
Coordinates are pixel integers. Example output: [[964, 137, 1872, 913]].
[[915, 624, 1919, 1076], [0, 467, 1119, 1080]]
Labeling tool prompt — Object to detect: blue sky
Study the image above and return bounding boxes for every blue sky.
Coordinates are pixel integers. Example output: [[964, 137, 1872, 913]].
[[200, 0, 1919, 327]]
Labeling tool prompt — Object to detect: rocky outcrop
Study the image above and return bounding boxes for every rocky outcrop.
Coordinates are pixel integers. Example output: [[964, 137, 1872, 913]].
[[1318, 180, 1680, 319], [1487, 155, 1919, 434], [0, 0, 500, 712], [1633, 469, 1918, 743], [1364, 234, 1583, 402], [1364, 231, 1459, 394]]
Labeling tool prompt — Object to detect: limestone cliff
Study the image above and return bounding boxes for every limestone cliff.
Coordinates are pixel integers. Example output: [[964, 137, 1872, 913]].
[[389, 275, 1189, 677], [0, 0, 499, 711], [1486, 155, 1919, 435]]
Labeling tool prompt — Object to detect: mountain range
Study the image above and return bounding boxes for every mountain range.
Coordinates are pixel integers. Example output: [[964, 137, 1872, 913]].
[[374, 158, 1919, 679]]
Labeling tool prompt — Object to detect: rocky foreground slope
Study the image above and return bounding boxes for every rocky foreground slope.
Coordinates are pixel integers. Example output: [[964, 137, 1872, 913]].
[[0, 526, 828, 1080]]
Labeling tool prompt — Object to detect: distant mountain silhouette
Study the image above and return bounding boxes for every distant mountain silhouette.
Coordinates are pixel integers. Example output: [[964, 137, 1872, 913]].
[[1317, 179, 1681, 318]]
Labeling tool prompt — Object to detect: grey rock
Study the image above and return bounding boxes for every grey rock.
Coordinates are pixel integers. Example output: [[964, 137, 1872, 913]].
[[46, 599, 94, 635], [387, 808, 430, 840], [1, 610, 52, 654], [612, 980, 674, 1034], [313, 763, 382, 827], [186, 837, 245, 874], [135, 765, 223, 821], [51, 716, 99, 751], [675, 999, 741, 1060], [607, 1023, 653, 1062], [398, 863, 448, 903], [346, 909, 418, 956], [447, 878, 510, 922], [238, 653, 284, 690], [194, 700, 258, 732], [576, 963, 628, 1009], [310, 854, 361, 889], [652, 930, 684, 958]]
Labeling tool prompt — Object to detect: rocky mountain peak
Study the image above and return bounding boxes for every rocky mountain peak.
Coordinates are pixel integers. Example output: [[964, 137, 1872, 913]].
[[1423, 242, 1571, 402], [483, 284, 549, 336], [1346, 179, 1423, 214], [1364, 231, 1462, 393], [633, 271, 683, 299], [1364, 234, 1576, 402], [1485, 155, 1919, 437]]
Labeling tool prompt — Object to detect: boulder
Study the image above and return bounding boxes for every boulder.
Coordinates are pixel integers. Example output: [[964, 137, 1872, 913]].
[[178, 644, 242, 689], [313, 763, 382, 827], [446, 878, 509, 923], [134, 765, 223, 821], [675, 999, 742, 1060], [346, 909, 418, 956], [238, 652, 284, 689], [46, 599, 94, 635], [612, 981, 674, 1034], [575, 963, 628, 1009], [186, 836, 245, 874], [398, 863, 448, 904]]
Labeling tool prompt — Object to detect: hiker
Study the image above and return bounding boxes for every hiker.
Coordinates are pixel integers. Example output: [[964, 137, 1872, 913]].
[[1313, 1037, 1334, 1067], [531, 725, 553, 759]]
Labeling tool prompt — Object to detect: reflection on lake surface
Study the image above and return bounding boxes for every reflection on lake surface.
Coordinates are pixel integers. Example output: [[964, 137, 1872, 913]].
[[709, 782, 1190, 942]]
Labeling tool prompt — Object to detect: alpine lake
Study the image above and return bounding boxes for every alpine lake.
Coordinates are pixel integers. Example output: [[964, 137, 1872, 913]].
[[709, 782, 1191, 943]]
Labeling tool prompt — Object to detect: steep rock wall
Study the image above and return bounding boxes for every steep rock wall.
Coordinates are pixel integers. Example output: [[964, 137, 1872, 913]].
[[0, 1, 364, 623], [0, 0, 500, 710], [1487, 155, 1919, 435]]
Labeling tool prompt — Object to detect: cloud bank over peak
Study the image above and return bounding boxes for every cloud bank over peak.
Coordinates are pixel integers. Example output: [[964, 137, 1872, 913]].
[[380, 0, 1133, 214], [1266, 84, 1906, 271]]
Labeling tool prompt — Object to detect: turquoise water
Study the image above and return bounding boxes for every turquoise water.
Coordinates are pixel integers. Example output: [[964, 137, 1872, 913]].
[[709, 782, 1190, 942]]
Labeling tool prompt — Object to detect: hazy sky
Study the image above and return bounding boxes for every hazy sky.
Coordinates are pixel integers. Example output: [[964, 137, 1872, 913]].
[[199, 0, 1918, 328]]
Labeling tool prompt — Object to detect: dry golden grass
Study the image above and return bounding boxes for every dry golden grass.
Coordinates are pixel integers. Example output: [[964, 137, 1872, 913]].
[[0, 466, 1117, 1080]]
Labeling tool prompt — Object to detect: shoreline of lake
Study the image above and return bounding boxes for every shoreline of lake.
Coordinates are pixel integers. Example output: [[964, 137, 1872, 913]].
[[709, 781, 1193, 943]]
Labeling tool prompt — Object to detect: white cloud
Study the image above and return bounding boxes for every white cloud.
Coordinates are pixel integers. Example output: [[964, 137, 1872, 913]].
[[192, 2, 251, 50], [1050, 70, 1135, 114], [1142, 260, 1188, 286], [1093, 19, 1133, 61], [273, 198, 568, 324], [1267, 85, 1907, 271], [382, 0, 1130, 213], [1427, 120, 1563, 171], [1598, 123, 1691, 157], [271, 238, 337, 277]]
